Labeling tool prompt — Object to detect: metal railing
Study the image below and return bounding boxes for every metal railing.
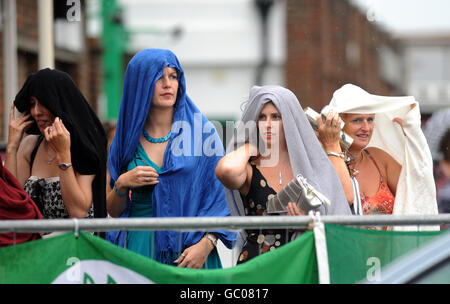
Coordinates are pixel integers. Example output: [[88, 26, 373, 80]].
[[1, 214, 449, 233]]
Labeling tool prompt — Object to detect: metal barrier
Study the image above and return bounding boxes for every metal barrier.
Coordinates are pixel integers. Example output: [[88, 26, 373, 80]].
[[1, 214, 449, 233]]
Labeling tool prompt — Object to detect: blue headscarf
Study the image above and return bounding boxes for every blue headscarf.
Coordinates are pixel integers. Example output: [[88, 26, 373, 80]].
[[108, 49, 236, 255]]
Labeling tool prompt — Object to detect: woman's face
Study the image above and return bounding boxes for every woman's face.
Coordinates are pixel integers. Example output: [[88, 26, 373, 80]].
[[29, 96, 55, 134], [152, 67, 179, 108], [342, 113, 375, 150], [257, 102, 285, 148]]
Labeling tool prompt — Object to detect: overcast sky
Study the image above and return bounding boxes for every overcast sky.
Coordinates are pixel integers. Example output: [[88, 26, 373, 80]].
[[89, 0, 450, 37], [351, 0, 450, 35]]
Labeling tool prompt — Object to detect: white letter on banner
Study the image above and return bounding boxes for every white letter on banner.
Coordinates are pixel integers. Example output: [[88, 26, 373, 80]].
[[366, 257, 381, 281], [66, 257, 81, 282]]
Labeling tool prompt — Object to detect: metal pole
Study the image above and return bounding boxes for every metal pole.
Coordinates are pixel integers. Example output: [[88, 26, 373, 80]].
[[0, 215, 449, 233], [2, 0, 18, 141], [101, 0, 127, 120], [254, 0, 274, 85], [38, 0, 54, 69]]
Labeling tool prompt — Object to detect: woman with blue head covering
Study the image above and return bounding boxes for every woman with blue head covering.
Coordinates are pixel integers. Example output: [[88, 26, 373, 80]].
[[107, 49, 236, 268]]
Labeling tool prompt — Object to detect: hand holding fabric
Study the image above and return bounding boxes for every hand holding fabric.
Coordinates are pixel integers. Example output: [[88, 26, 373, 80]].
[[7, 103, 33, 151], [393, 117, 406, 136], [317, 111, 342, 151], [118, 166, 159, 189]]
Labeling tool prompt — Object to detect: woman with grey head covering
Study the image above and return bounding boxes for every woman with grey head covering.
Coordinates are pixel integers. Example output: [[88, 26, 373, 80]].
[[215, 85, 351, 264]]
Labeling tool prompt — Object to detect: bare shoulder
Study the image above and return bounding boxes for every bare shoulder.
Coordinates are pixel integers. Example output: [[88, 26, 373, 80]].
[[18, 134, 40, 160], [366, 147, 400, 167]]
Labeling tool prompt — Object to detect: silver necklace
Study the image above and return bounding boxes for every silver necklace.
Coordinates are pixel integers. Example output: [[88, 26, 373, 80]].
[[351, 152, 365, 177], [279, 163, 291, 185]]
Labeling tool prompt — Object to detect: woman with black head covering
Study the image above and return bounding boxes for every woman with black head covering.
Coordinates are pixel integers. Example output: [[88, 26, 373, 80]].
[[5, 68, 107, 222]]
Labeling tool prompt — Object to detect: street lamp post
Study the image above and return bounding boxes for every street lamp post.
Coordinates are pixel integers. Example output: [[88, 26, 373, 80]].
[[254, 0, 274, 85]]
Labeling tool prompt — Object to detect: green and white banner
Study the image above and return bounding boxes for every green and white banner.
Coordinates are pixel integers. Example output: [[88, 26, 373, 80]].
[[0, 224, 444, 284], [325, 224, 444, 283], [0, 229, 318, 284]]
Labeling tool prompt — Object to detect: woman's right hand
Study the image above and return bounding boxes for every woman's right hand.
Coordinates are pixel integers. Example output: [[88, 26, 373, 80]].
[[117, 166, 159, 191], [7, 103, 33, 151], [317, 110, 342, 151]]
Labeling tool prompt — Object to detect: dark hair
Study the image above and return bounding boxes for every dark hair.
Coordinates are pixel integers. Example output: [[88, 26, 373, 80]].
[[439, 128, 450, 161]]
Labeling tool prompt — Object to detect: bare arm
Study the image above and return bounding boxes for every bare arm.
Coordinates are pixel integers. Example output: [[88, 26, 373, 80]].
[[386, 158, 401, 196], [317, 112, 354, 204], [4, 103, 33, 180], [15, 135, 36, 187], [215, 142, 256, 192], [106, 178, 128, 218], [47, 117, 96, 218], [60, 171, 96, 218]]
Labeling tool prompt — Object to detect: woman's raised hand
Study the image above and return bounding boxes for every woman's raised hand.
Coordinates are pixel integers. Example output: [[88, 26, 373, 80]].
[[7, 103, 33, 150], [44, 117, 71, 160], [317, 110, 342, 150], [393, 117, 406, 136]]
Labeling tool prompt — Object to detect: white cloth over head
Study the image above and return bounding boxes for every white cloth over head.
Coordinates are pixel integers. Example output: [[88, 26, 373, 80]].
[[328, 84, 438, 231]]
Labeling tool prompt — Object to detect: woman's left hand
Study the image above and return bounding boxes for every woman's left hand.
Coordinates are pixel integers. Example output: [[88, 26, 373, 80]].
[[393, 117, 406, 136], [174, 237, 213, 269], [286, 202, 305, 216], [44, 117, 71, 160]]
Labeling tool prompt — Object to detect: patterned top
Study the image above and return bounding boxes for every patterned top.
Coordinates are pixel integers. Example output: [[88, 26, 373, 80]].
[[360, 153, 395, 215], [237, 164, 293, 264], [24, 176, 94, 219]]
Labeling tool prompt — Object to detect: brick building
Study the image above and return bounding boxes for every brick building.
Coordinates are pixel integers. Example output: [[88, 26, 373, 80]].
[[0, 0, 102, 141], [286, 0, 403, 111]]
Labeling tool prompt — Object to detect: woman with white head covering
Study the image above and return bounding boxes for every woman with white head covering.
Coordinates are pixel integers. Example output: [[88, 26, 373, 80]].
[[317, 84, 438, 230], [216, 85, 351, 264]]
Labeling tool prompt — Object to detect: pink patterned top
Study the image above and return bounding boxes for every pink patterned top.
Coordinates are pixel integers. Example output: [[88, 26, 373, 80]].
[[360, 153, 395, 215]]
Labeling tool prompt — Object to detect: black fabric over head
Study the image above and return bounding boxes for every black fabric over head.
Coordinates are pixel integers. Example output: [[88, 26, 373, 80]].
[[14, 68, 107, 220]]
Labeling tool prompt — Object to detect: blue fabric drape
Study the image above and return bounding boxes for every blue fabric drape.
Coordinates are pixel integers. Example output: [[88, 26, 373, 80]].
[[107, 49, 236, 256]]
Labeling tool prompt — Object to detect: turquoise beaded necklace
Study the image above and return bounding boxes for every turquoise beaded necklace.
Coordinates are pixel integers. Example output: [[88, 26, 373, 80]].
[[143, 129, 172, 143]]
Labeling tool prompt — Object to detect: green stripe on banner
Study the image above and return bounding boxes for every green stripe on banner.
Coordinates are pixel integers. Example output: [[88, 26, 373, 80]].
[[0, 230, 318, 284], [325, 224, 445, 284]]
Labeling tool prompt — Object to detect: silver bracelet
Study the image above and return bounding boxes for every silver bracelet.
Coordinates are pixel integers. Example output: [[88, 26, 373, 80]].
[[326, 151, 345, 159], [205, 233, 218, 247]]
